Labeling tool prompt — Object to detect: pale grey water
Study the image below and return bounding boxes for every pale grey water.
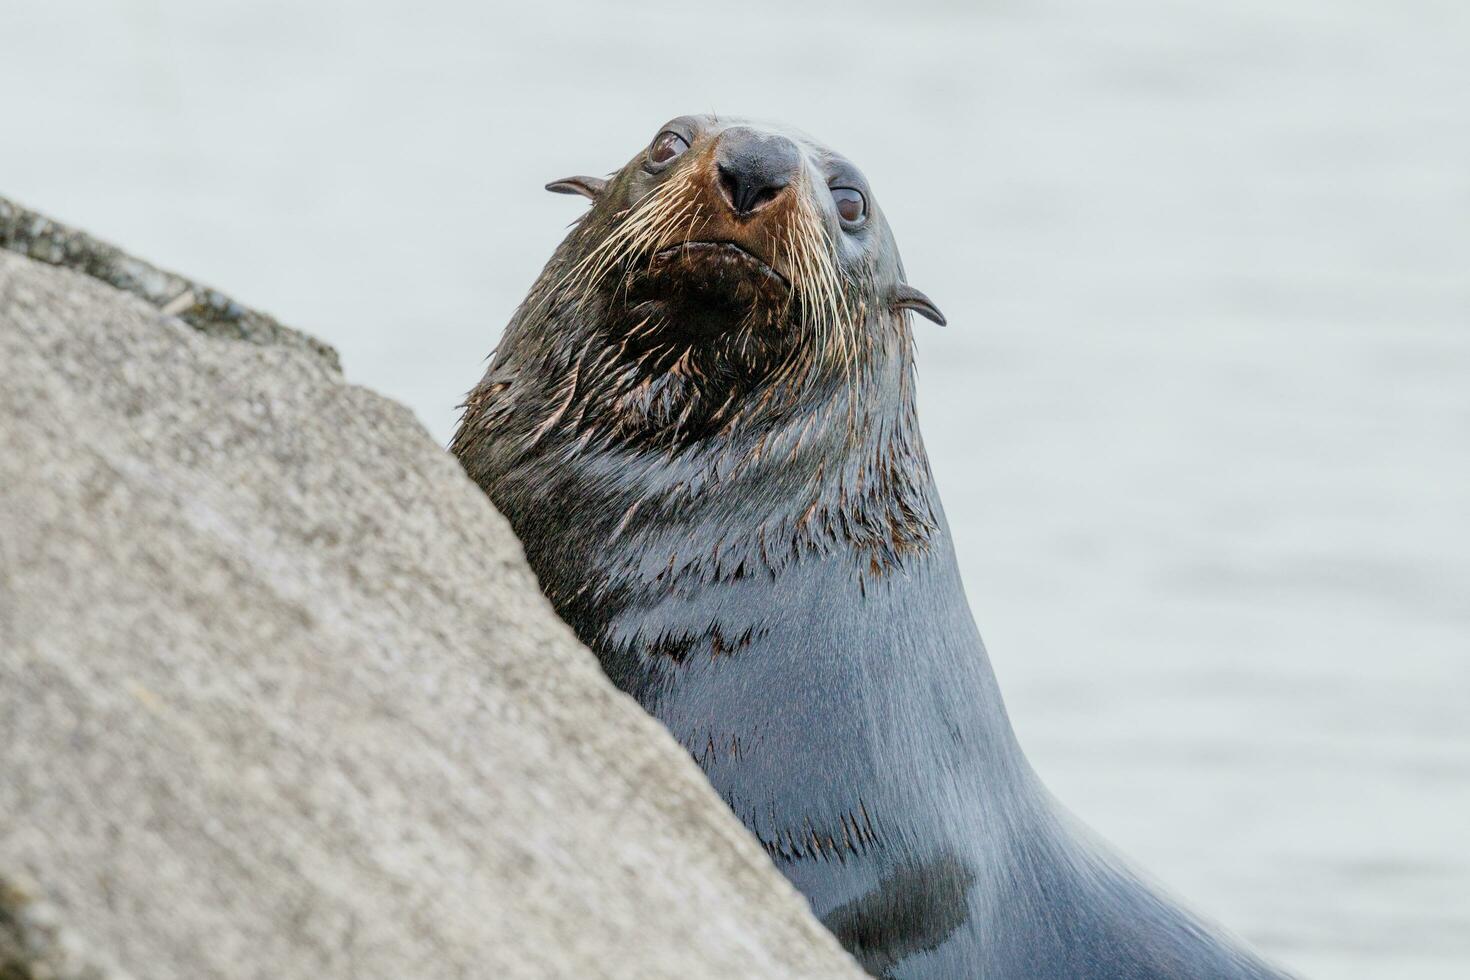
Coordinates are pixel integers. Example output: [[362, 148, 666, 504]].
[[4, 1, 1467, 976]]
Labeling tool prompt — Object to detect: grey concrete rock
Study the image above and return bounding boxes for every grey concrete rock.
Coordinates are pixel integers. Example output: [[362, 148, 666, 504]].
[[0, 241, 861, 980]]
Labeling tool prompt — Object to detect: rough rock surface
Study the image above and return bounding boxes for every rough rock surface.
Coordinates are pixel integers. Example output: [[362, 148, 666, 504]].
[[0, 194, 340, 371], [0, 237, 861, 979]]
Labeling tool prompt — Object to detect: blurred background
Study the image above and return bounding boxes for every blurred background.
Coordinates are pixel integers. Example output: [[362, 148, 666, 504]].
[[4, 1, 1467, 976]]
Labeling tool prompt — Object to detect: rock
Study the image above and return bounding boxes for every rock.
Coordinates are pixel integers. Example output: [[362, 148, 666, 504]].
[[0, 195, 340, 372], [0, 227, 861, 980]]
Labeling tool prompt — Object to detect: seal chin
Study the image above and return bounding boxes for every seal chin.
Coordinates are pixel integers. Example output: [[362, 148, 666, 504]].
[[628, 240, 793, 340], [651, 241, 791, 291]]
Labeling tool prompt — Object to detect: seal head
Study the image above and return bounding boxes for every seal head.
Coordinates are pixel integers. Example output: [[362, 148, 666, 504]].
[[526, 115, 942, 450]]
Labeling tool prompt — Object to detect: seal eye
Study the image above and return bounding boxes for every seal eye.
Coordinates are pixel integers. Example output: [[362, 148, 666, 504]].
[[648, 131, 690, 167], [831, 186, 867, 226]]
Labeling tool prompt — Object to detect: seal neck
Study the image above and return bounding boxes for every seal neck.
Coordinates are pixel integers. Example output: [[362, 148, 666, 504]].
[[454, 293, 941, 622]]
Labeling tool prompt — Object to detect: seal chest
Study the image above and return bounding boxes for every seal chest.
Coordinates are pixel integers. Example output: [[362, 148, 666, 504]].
[[453, 115, 1289, 980]]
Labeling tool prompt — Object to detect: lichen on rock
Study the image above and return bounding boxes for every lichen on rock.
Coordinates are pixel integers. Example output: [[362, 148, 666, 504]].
[[0, 194, 340, 371]]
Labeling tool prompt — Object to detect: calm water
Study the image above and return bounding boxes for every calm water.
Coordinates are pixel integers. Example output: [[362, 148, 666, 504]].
[[4, 1, 1468, 976]]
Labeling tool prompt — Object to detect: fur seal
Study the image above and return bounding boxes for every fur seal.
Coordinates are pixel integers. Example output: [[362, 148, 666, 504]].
[[452, 115, 1290, 979]]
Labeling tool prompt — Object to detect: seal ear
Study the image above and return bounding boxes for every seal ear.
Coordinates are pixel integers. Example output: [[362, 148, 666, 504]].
[[893, 284, 947, 326], [545, 176, 608, 201]]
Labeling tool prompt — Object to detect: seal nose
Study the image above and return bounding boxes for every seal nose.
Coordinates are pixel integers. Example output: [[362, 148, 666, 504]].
[[716, 127, 801, 218]]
